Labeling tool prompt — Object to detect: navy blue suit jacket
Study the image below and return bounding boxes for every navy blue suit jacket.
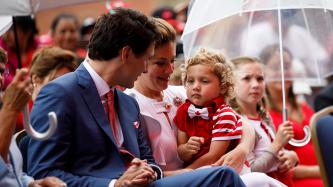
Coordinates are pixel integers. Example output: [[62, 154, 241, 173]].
[[27, 64, 155, 187]]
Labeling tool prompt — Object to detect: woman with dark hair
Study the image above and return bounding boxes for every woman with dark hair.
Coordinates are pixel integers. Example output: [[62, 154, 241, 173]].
[[260, 44, 323, 187], [50, 14, 80, 56]]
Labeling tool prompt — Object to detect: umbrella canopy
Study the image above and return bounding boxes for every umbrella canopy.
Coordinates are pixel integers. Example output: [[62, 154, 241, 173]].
[[0, 0, 32, 16], [0, 0, 104, 15], [182, 0, 333, 84], [0, 16, 12, 36]]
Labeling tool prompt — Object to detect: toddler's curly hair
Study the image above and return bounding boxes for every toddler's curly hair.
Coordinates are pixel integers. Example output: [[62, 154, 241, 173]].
[[183, 48, 234, 99]]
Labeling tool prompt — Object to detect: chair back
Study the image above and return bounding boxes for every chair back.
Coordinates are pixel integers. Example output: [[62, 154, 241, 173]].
[[310, 106, 333, 187], [14, 130, 29, 172], [14, 130, 27, 145]]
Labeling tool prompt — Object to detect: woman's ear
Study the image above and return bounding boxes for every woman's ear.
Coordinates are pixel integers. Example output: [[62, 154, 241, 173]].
[[31, 74, 41, 87]]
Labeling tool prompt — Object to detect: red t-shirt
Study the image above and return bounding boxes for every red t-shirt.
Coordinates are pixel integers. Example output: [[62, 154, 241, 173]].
[[174, 96, 242, 162]]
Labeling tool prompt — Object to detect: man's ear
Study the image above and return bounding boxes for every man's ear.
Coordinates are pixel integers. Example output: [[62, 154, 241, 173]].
[[120, 46, 131, 63]]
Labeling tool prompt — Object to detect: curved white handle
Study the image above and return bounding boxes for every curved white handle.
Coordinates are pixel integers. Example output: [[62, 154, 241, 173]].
[[288, 126, 311, 147], [22, 104, 57, 141]]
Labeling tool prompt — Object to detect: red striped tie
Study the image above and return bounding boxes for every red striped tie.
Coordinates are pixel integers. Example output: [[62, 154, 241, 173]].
[[106, 90, 120, 145]]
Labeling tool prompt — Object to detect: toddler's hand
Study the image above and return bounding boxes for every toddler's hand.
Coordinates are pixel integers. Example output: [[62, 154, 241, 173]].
[[185, 136, 204, 155]]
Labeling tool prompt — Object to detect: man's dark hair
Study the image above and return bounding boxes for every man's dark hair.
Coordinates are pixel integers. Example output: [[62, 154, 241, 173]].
[[88, 8, 160, 61]]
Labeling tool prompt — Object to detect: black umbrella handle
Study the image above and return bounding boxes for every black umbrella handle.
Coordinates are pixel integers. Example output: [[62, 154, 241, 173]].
[[12, 17, 22, 69]]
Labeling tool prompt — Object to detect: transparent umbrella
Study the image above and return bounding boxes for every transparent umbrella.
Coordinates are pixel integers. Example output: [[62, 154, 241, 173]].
[[0, 0, 118, 140], [182, 0, 333, 147]]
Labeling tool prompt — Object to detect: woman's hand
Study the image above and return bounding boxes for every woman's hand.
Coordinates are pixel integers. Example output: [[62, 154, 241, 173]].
[[272, 121, 294, 152], [212, 144, 247, 173], [278, 150, 299, 173]]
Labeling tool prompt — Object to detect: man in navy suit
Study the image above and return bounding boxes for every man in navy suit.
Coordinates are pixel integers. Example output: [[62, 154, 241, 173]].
[[27, 8, 245, 187]]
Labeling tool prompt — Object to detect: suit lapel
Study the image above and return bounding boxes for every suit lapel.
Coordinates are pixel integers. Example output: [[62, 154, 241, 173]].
[[114, 89, 139, 156], [76, 64, 118, 145]]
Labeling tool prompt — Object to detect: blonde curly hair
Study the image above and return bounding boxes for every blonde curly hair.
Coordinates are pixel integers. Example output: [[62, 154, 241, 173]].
[[183, 48, 234, 99]]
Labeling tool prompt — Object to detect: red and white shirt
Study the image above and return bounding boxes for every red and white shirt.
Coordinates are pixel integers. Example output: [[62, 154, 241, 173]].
[[174, 96, 242, 161]]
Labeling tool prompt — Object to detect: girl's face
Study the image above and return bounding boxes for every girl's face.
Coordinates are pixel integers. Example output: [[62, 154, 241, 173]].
[[185, 64, 221, 107], [234, 62, 265, 107], [137, 42, 175, 93], [52, 18, 79, 51]]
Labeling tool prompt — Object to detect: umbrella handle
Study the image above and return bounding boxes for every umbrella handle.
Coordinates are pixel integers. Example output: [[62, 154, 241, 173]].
[[288, 126, 311, 147], [22, 105, 57, 140]]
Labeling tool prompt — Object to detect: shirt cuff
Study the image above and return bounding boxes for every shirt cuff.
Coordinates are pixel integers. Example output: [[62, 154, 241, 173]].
[[149, 164, 163, 180], [109, 179, 117, 187]]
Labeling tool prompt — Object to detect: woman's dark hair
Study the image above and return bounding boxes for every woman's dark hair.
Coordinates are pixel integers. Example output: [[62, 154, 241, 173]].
[[259, 44, 293, 66], [12, 16, 38, 45], [88, 8, 160, 61], [259, 44, 302, 119], [51, 13, 79, 33]]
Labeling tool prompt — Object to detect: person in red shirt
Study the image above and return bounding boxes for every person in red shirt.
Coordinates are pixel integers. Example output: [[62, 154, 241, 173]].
[[260, 44, 323, 187], [0, 16, 40, 89], [174, 48, 244, 170]]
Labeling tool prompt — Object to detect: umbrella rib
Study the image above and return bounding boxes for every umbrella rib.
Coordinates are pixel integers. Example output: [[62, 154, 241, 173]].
[[297, 0, 322, 84], [277, 0, 287, 122], [243, 0, 258, 55]]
